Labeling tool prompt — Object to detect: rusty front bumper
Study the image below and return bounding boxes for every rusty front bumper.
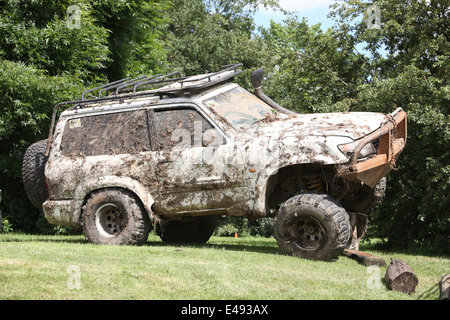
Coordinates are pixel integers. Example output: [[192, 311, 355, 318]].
[[338, 108, 407, 188]]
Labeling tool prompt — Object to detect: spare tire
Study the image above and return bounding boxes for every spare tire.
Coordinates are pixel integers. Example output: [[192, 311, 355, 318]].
[[22, 139, 48, 209]]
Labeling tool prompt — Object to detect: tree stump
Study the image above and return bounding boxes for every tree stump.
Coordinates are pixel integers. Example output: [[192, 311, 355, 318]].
[[440, 274, 450, 300], [385, 258, 418, 294]]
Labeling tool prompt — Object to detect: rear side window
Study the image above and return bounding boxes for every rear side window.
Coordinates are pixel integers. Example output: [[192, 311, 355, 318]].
[[61, 110, 151, 157]]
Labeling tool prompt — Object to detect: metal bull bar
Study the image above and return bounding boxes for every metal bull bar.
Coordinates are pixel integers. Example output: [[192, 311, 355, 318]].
[[338, 107, 407, 188]]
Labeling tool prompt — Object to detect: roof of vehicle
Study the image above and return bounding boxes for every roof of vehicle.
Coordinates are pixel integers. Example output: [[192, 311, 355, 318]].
[[45, 64, 243, 154], [72, 64, 241, 109]]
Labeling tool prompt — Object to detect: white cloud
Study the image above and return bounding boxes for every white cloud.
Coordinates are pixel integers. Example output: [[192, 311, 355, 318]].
[[253, 0, 339, 29]]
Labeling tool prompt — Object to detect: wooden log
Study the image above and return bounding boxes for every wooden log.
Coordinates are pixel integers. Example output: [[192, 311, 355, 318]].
[[440, 274, 450, 300], [343, 249, 386, 267], [385, 258, 418, 294]]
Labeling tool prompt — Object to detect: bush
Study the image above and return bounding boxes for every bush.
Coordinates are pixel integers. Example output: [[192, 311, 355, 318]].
[[215, 216, 274, 238], [1, 216, 13, 233], [0, 60, 84, 232]]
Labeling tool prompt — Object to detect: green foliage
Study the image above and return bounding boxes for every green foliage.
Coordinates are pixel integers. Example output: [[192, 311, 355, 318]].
[[263, 0, 449, 252], [215, 217, 273, 238], [160, 0, 277, 88], [261, 17, 369, 113], [333, 0, 449, 253], [1, 216, 13, 233], [0, 0, 110, 81], [0, 0, 447, 253], [0, 0, 168, 232], [90, 0, 171, 79], [0, 60, 84, 231]]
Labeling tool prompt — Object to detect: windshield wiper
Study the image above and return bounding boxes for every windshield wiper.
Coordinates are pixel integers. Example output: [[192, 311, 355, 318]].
[[250, 118, 265, 126]]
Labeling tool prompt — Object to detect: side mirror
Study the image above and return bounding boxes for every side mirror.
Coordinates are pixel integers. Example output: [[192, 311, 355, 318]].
[[251, 68, 264, 89]]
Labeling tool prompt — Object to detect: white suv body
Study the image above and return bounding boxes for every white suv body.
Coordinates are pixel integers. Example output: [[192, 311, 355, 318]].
[[23, 65, 407, 260]]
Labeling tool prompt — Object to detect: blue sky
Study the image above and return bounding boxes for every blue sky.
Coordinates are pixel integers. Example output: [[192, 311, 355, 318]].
[[253, 0, 339, 30], [253, 0, 385, 57]]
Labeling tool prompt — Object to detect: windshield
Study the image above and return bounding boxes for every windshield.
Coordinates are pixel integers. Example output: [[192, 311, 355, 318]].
[[202, 86, 274, 129]]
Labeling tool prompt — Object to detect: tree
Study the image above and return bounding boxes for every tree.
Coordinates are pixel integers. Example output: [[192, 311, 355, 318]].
[[0, 0, 110, 80], [330, 0, 449, 252], [90, 0, 170, 80], [160, 0, 278, 87], [262, 0, 449, 252], [0, 0, 109, 231], [260, 16, 369, 113], [0, 0, 169, 232], [0, 61, 84, 231]]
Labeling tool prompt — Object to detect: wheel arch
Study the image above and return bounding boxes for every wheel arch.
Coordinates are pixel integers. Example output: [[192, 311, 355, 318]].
[[76, 176, 157, 223], [262, 163, 336, 215], [260, 162, 384, 216]]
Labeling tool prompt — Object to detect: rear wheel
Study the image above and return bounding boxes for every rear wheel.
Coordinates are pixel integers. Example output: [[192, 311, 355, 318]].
[[274, 192, 350, 261], [82, 189, 150, 245]]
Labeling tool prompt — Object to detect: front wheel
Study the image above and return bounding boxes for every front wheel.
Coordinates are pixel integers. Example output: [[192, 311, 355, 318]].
[[274, 192, 351, 261], [82, 189, 150, 245]]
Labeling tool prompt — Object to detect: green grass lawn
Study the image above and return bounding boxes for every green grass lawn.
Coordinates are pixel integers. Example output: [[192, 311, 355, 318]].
[[0, 232, 448, 300]]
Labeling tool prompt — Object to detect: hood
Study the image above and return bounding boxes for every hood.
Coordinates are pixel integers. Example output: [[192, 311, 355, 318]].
[[248, 112, 387, 140]]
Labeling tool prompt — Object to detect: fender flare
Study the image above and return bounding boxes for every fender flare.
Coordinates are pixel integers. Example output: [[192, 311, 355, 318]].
[[74, 176, 157, 221]]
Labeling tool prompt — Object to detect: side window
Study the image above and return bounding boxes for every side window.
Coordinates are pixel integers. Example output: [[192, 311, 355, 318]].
[[61, 110, 151, 156], [152, 108, 223, 150]]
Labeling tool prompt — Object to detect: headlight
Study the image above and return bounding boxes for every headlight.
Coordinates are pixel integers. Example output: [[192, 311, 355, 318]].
[[338, 139, 378, 159]]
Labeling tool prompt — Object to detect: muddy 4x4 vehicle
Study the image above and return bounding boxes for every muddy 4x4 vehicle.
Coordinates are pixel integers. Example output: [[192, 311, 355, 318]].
[[22, 64, 406, 260]]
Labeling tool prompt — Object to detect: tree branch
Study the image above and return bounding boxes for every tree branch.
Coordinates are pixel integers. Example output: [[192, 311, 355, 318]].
[[298, 51, 349, 86]]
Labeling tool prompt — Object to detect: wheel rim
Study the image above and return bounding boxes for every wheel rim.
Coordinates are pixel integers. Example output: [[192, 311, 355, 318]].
[[288, 216, 325, 250], [95, 204, 125, 238]]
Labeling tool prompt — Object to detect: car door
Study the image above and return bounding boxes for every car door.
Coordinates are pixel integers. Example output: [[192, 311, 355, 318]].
[[149, 104, 248, 215]]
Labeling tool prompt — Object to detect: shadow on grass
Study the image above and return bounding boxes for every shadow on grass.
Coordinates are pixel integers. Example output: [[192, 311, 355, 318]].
[[145, 238, 281, 256], [0, 233, 281, 255], [0, 232, 86, 244], [416, 282, 441, 300], [3, 232, 447, 260], [358, 239, 450, 259]]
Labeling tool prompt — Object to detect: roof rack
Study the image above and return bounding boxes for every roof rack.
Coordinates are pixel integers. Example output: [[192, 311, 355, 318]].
[[45, 64, 243, 155], [79, 63, 241, 102]]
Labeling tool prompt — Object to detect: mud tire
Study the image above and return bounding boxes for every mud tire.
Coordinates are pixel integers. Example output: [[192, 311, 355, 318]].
[[274, 192, 351, 261], [22, 139, 48, 209], [82, 189, 150, 245], [156, 217, 217, 244]]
